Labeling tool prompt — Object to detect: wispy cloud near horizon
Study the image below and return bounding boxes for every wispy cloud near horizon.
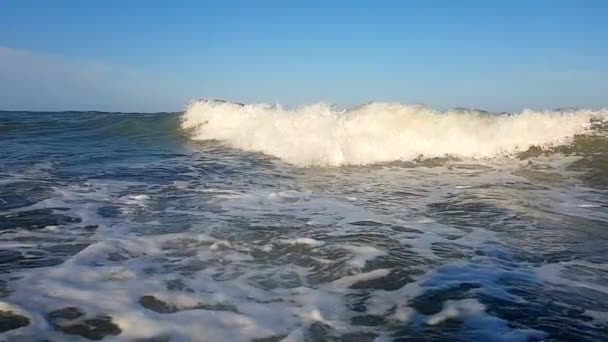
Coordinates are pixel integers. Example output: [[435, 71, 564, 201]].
[[0, 46, 190, 112], [1, 45, 606, 113]]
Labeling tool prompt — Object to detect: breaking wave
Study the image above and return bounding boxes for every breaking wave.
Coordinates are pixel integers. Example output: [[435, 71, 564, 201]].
[[181, 100, 608, 166]]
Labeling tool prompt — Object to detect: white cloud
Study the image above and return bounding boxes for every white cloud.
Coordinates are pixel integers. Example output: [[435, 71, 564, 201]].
[[0, 46, 188, 112]]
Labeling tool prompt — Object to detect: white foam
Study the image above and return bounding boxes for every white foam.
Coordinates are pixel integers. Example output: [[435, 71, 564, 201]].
[[577, 203, 601, 208], [331, 269, 391, 288], [2, 144, 603, 341], [535, 261, 608, 294], [124, 194, 151, 204], [280, 237, 324, 247], [181, 100, 607, 166], [427, 298, 486, 325], [392, 304, 416, 322], [341, 245, 387, 269], [584, 310, 608, 324]]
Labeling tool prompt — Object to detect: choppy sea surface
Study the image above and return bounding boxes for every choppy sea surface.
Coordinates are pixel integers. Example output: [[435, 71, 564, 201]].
[[1, 102, 608, 341]]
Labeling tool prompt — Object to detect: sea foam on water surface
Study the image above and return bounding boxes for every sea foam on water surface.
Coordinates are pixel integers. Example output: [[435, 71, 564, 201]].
[[181, 100, 608, 166], [2, 108, 608, 341]]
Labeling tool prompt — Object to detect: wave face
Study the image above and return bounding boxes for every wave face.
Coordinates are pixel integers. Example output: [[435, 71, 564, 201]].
[[181, 100, 607, 166]]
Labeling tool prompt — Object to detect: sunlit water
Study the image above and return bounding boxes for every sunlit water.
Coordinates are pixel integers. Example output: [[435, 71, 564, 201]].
[[1, 110, 607, 341]]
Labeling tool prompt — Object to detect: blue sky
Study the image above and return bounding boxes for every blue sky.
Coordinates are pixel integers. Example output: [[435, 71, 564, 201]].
[[1, 0, 607, 112]]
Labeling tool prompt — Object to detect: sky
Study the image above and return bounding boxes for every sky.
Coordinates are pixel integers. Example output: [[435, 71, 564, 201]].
[[1, 0, 607, 112]]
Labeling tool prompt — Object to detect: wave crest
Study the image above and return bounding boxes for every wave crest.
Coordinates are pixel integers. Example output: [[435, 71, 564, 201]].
[[181, 100, 607, 166]]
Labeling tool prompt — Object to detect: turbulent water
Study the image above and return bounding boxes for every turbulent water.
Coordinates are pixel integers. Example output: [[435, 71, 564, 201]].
[[1, 101, 608, 341]]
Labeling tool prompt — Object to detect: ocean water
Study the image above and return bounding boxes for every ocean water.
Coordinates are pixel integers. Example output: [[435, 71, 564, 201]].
[[1, 101, 607, 341]]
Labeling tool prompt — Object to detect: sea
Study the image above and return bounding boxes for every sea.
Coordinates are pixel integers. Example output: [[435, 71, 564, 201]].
[[0, 100, 607, 341]]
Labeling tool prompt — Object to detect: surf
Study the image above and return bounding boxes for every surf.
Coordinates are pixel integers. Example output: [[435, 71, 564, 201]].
[[181, 100, 608, 166]]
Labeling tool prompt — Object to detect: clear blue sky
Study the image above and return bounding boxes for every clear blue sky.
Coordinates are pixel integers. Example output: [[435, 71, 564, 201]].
[[1, 0, 607, 112]]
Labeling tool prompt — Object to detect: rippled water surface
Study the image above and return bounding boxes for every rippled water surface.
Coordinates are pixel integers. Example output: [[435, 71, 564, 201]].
[[1, 111, 607, 341]]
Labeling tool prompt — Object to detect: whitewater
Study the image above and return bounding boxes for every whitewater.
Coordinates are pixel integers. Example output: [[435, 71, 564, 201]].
[[182, 100, 608, 166], [0, 102, 607, 341]]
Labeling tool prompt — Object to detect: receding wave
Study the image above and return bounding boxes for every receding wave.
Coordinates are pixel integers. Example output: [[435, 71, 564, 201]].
[[180, 100, 608, 166]]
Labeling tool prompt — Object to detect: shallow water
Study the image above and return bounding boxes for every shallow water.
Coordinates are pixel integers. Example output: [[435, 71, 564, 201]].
[[1, 110, 607, 341]]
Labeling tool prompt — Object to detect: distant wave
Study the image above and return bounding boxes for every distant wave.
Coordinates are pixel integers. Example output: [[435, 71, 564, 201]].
[[0, 111, 182, 139], [181, 100, 608, 166]]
